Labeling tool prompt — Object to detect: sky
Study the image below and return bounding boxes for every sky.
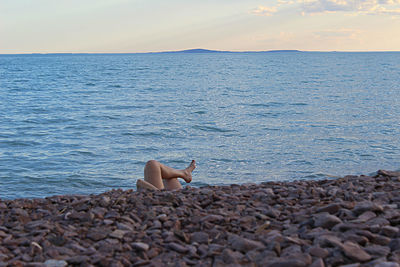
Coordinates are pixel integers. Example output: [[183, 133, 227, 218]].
[[1, 0, 400, 53]]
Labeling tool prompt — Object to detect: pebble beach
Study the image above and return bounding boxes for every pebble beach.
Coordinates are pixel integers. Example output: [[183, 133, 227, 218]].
[[1, 170, 400, 267]]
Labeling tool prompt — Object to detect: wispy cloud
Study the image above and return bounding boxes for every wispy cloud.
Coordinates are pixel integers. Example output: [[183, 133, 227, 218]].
[[299, 0, 400, 15], [251, 6, 278, 16]]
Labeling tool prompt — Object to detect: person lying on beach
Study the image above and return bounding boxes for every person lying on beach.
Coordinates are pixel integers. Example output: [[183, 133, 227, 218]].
[[136, 160, 196, 190]]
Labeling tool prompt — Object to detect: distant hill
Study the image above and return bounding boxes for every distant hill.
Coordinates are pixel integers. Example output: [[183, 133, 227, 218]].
[[161, 49, 226, 54], [161, 49, 302, 54], [265, 50, 301, 53]]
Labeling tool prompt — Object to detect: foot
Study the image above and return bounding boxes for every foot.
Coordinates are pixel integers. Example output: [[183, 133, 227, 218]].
[[182, 160, 196, 183]]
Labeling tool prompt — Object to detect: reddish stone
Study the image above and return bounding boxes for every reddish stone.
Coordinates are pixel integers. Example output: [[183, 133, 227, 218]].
[[167, 242, 188, 253], [341, 241, 371, 262], [310, 258, 325, 267], [316, 203, 340, 214]]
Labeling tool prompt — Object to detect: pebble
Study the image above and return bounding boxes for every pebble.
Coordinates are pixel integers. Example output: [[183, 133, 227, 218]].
[[43, 260, 67, 267], [314, 212, 342, 229], [167, 242, 189, 253], [228, 234, 265, 252], [341, 241, 372, 262], [316, 203, 340, 214], [190, 231, 209, 244], [0, 170, 398, 266], [132, 242, 150, 251]]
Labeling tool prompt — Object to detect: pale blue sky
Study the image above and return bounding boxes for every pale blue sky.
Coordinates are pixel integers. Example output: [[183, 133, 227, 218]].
[[1, 0, 400, 53]]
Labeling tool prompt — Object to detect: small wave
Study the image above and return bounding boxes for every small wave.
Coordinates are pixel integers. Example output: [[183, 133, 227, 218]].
[[192, 125, 234, 133], [289, 103, 308, 106], [254, 112, 281, 118], [85, 83, 96, 86], [262, 127, 280, 131], [211, 158, 233, 163], [324, 157, 344, 162], [194, 110, 206, 114], [246, 102, 284, 108], [106, 105, 141, 110], [165, 159, 188, 165], [314, 137, 355, 144], [8, 88, 29, 93], [69, 150, 97, 157], [0, 140, 40, 147], [286, 159, 313, 166], [133, 132, 165, 137], [107, 84, 122, 88]]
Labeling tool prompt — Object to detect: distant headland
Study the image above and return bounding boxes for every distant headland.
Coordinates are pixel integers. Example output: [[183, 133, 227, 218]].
[[157, 48, 302, 54]]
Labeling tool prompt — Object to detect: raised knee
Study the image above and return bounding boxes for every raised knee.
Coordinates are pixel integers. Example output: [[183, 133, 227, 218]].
[[145, 160, 159, 168]]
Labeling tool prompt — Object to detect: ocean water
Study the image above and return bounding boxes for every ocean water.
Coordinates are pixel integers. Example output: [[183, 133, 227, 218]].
[[1, 52, 399, 199]]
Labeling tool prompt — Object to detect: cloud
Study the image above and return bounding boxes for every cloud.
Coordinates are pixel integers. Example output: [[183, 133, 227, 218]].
[[278, 0, 296, 5], [299, 0, 400, 15], [251, 6, 278, 16]]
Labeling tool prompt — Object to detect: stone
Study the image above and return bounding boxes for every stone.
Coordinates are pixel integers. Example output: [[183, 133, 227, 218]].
[[228, 234, 265, 253], [353, 201, 383, 215], [316, 203, 340, 214], [190, 232, 209, 244], [109, 229, 127, 239], [371, 234, 391, 245], [354, 211, 376, 222], [157, 214, 168, 222], [87, 229, 109, 241], [316, 235, 343, 248], [265, 208, 280, 218], [266, 253, 312, 267], [67, 211, 93, 221], [262, 230, 284, 243], [44, 260, 68, 267], [255, 221, 271, 234], [132, 242, 150, 251], [200, 214, 224, 222], [341, 241, 372, 262], [221, 248, 242, 264], [389, 238, 400, 251], [344, 234, 368, 246], [116, 222, 134, 231], [374, 263, 400, 267], [167, 242, 188, 253], [99, 196, 111, 206], [91, 207, 107, 218], [310, 258, 325, 267], [365, 244, 390, 258], [66, 255, 90, 264], [380, 225, 399, 237], [308, 246, 329, 258], [314, 213, 342, 229], [281, 244, 302, 257], [377, 170, 400, 177]]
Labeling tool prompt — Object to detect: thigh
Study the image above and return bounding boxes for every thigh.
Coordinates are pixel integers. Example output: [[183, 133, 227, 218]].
[[163, 178, 182, 190]]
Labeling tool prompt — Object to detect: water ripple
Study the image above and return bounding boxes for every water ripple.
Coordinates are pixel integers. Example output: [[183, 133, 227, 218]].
[[1, 52, 399, 199]]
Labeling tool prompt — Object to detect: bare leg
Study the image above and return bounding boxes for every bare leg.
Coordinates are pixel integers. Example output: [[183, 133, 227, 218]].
[[142, 160, 196, 190]]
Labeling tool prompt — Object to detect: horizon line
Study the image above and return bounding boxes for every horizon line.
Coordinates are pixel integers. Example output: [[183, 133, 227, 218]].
[[1, 48, 400, 55]]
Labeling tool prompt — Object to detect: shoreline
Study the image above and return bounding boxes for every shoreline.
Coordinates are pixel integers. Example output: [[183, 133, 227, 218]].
[[1, 170, 399, 266]]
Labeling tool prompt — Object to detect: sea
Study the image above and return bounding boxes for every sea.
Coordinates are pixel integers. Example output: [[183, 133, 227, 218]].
[[1, 52, 399, 199]]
